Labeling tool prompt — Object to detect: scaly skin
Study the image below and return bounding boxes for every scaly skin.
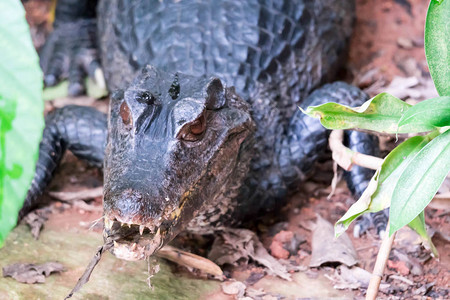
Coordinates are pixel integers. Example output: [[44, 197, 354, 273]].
[[22, 106, 106, 219], [26, 0, 385, 260]]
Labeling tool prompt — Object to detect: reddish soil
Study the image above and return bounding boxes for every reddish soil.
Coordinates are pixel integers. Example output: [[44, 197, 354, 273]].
[[348, 0, 430, 86]]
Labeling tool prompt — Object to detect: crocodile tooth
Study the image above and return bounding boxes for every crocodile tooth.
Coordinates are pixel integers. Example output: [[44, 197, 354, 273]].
[[113, 241, 118, 248], [154, 228, 162, 246], [104, 218, 112, 229], [139, 225, 145, 235], [131, 243, 137, 251]]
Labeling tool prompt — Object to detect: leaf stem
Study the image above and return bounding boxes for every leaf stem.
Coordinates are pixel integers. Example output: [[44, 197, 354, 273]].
[[329, 130, 384, 171], [366, 222, 396, 300]]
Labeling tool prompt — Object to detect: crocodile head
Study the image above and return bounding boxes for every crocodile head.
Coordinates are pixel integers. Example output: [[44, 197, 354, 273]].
[[103, 65, 254, 260]]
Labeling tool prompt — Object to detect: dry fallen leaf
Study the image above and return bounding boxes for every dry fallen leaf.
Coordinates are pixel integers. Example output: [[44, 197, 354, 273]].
[[3, 262, 65, 284], [208, 228, 291, 281], [23, 207, 52, 240], [245, 287, 268, 299], [325, 265, 390, 291], [157, 245, 222, 277], [309, 215, 358, 268]]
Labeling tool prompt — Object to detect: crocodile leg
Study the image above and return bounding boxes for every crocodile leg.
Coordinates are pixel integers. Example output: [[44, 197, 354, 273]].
[[39, 0, 100, 96], [280, 82, 387, 237], [20, 105, 107, 219]]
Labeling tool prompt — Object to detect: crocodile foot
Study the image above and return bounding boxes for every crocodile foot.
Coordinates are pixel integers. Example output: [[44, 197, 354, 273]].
[[39, 18, 104, 96], [353, 209, 389, 238]]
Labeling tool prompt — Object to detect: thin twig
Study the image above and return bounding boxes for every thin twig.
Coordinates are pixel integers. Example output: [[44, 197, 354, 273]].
[[389, 274, 414, 286], [366, 222, 396, 300], [49, 186, 103, 202], [65, 241, 114, 299], [327, 161, 342, 200]]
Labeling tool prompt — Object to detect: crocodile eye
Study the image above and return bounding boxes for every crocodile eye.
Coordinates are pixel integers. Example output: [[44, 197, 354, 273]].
[[190, 115, 205, 135], [136, 91, 155, 105], [177, 112, 206, 141], [120, 101, 132, 126]]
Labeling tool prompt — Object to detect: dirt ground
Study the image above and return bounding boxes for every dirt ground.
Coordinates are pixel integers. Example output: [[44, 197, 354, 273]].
[[1, 0, 448, 299]]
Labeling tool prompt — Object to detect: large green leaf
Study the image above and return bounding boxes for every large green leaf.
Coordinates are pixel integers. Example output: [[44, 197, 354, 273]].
[[0, 1, 44, 246], [390, 129, 450, 235], [408, 211, 438, 257], [397, 96, 450, 132], [335, 134, 433, 236], [303, 93, 426, 134], [425, 0, 450, 96]]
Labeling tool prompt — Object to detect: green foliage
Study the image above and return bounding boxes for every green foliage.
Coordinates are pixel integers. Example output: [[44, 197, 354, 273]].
[[408, 212, 438, 257], [305, 0, 450, 254], [305, 95, 450, 134], [0, 1, 44, 246], [303, 93, 412, 133], [397, 97, 450, 131], [335, 134, 434, 236], [390, 128, 450, 234], [425, 0, 450, 96]]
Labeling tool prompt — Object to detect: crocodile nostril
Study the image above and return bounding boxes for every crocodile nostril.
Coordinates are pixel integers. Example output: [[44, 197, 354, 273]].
[[120, 101, 132, 126]]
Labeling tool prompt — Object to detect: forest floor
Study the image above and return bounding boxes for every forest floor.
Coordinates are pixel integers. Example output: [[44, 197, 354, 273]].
[[1, 0, 448, 299]]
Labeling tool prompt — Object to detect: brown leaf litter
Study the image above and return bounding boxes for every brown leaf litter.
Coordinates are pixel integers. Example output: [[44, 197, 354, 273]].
[[208, 228, 291, 281], [3, 262, 65, 284], [309, 215, 359, 268]]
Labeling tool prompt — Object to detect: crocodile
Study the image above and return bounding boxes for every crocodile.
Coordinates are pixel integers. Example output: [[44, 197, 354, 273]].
[[24, 0, 384, 261]]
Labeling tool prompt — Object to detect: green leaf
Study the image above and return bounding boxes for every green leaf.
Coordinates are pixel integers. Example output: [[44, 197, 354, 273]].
[[398, 96, 450, 132], [0, 1, 44, 246], [304, 93, 419, 134], [335, 134, 433, 236], [425, 0, 450, 96], [390, 129, 450, 235], [408, 211, 438, 257]]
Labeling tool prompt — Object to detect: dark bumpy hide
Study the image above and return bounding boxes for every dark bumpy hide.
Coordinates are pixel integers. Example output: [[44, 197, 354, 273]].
[[97, 0, 353, 97], [26, 0, 381, 260]]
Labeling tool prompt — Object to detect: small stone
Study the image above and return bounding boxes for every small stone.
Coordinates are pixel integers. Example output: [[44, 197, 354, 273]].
[[270, 241, 290, 259], [387, 259, 410, 276], [305, 269, 319, 279], [412, 37, 424, 47], [273, 230, 294, 243], [397, 37, 413, 49], [221, 281, 246, 297], [381, 1, 393, 11], [262, 296, 278, 300]]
